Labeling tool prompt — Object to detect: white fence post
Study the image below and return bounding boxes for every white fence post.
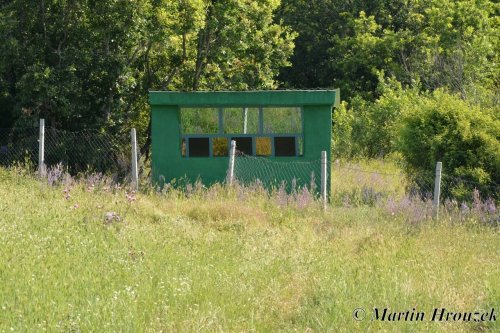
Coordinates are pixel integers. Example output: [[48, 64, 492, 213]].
[[131, 128, 139, 191], [243, 107, 248, 134], [321, 150, 327, 209], [38, 119, 45, 177], [227, 140, 236, 185], [433, 161, 442, 219]]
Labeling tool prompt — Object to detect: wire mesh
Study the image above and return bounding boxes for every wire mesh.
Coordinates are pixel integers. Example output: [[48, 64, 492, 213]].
[[440, 173, 499, 202], [406, 170, 499, 202], [331, 163, 408, 206], [408, 170, 437, 200], [331, 161, 500, 206], [1, 124, 498, 204], [0, 127, 39, 168], [0, 126, 134, 182], [44, 128, 130, 178], [234, 150, 322, 193]]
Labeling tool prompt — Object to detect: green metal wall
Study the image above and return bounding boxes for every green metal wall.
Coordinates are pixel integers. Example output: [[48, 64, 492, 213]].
[[150, 90, 337, 190]]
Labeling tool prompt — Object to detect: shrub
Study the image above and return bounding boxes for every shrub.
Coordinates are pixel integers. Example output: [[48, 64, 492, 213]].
[[397, 89, 500, 200], [332, 77, 416, 159], [331, 101, 354, 158]]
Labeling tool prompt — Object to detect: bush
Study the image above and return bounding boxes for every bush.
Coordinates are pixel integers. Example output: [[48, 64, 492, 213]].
[[332, 78, 415, 159], [331, 101, 354, 158], [397, 89, 500, 200]]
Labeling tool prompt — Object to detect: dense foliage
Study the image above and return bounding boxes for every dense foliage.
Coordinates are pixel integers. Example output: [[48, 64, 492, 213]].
[[0, 0, 295, 133], [398, 90, 499, 199], [333, 80, 500, 198], [278, 0, 498, 100]]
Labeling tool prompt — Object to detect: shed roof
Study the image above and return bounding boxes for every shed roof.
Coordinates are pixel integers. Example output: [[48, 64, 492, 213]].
[[149, 90, 339, 107]]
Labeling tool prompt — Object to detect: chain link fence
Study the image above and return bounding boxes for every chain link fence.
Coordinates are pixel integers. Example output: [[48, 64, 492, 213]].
[[0, 127, 39, 167], [0, 125, 138, 183], [331, 161, 499, 207], [1, 124, 498, 216], [233, 150, 322, 193]]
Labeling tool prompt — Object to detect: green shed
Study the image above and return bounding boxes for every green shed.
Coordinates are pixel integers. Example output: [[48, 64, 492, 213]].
[[149, 90, 338, 191]]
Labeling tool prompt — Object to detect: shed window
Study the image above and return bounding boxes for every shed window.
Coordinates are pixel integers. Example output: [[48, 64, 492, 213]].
[[232, 137, 253, 155], [181, 138, 187, 157], [298, 137, 304, 156], [223, 108, 259, 134], [256, 137, 272, 156], [263, 107, 301, 133], [181, 108, 218, 134], [213, 137, 228, 156], [188, 138, 210, 157], [180, 106, 303, 157], [274, 137, 296, 156]]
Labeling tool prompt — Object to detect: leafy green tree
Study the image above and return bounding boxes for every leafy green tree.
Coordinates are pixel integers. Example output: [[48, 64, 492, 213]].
[[277, 0, 413, 99], [277, 0, 498, 101], [151, 0, 296, 91], [0, 0, 296, 134], [398, 0, 498, 99], [0, 0, 155, 130]]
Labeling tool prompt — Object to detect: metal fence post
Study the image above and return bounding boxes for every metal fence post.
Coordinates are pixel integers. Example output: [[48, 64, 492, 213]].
[[227, 140, 236, 185], [38, 119, 45, 177], [243, 107, 248, 134], [433, 161, 442, 219], [321, 150, 327, 209], [131, 128, 139, 191]]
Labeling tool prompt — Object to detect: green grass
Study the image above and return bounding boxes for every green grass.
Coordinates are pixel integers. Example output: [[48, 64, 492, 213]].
[[331, 159, 408, 205], [0, 165, 498, 332]]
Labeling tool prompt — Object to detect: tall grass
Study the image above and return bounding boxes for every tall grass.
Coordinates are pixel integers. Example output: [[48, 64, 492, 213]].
[[0, 163, 498, 332]]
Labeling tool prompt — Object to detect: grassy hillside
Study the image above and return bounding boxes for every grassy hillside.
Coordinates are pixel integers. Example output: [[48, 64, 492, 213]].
[[0, 166, 498, 332]]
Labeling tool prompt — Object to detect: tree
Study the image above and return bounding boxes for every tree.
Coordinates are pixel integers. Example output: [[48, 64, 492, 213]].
[[0, 0, 296, 135], [149, 0, 296, 92], [131, 0, 297, 155], [277, 0, 499, 101], [276, 0, 411, 99], [0, 0, 155, 130]]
